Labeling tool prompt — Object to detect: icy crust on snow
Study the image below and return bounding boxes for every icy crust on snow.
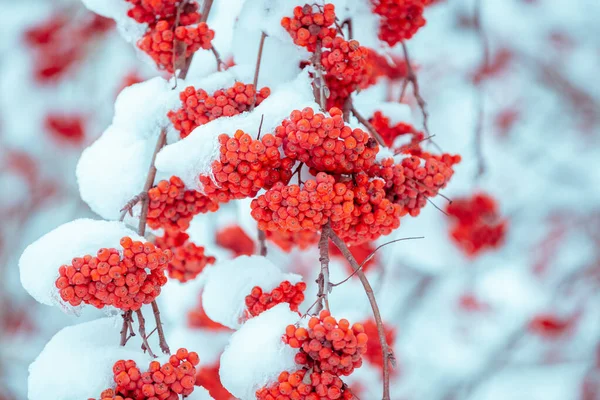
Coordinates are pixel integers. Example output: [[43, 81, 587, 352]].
[[19, 219, 144, 312], [76, 77, 181, 220], [202, 255, 302, 330], [156, 70, 318, 190], [81, 0, 146, 43], [28, 317, 150, 400], [219, 304, 300, 399]]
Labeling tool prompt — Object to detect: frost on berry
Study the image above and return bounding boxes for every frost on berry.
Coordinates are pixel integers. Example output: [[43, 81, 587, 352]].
[[155, 230, 216, 283], [256, 369, 355, 400], [168, 83, 271, 138], [147, 176, 219, 232], [446, 193, 507, 256], [54, 236, 171, 311], [280, 3, 337, 52], [215, 224, 256, 256], [244, 281, 307, 319], [198, 130, 294, 206], [371, 0, 429, 46], [284, 310, 368, 377], [275, 107, 379, 174]]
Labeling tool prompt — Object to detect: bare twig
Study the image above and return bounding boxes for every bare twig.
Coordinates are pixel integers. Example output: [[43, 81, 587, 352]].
[[210, 45, 227, 71], [257, 229, 267, 256], [120, 310, 133, 346], [350, 103, 386, 146], [178, 0, 214, 80], [473, 0, 489, 179], [119, 192, 147, 221], [135, 309, 156, 358], [151, 300, 170, 354], [316, 223, 332, 312], [250, 32, 268, 111], [257, 114, 265, 139], [332, 237, 424, 287], [312, 41, 327, 111], [401, 41, 431, 138], [342, 19, 353, 40], [329, 231, 393, 400], [138, 129, 167, 236]]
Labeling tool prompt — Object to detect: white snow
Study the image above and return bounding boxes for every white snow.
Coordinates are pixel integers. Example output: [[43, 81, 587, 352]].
[[219, 304, 300, 399], [202, 255, 302, 329], [81, 0, 147, 43], [19, 219, 143, 312]]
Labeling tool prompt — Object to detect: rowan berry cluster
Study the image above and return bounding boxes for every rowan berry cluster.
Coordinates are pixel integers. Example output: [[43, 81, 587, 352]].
[[256, 369, 354, 400], [54, 236, 171, 311], [371, 0, 429, 46], [215, 225, 255, 256], [195, 362, 234, 400], [168, 83, 271, 138], [199, 130, 294, 205], [275, 107, 378, 174], [188, 296, 230, 331], [93, 348, 199, 400], [124, 0, 214, 72], [446, 193, 507, 256], [244, 281, 307, 318], [147, 176, 219, 233], [285, 310, 368, 376], [155, 230, 215, 283], [280, 4, 337, 52], [361, 319, 396, 370], [369, 111, 424, 149]]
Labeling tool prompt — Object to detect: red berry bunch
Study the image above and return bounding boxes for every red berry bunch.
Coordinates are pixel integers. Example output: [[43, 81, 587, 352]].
[[168, 83, 271, 138], [365, 49, 409, 83], [250, 172, 351, 232], [321, 38, 371, 109], [102, 348, 199, 399], [446, 193, 507, 256], [266, 229, 320, 252], [54, 237, 171, 311], [155, 231, 215, 283], [44, 114, 86, 144], [528, 314, 574, 339], [147, 176, 219, 233], [92, 388, 133, 400], [361, 319, 396, 370], [188, 295, 230, 331], [137, 20, 214, 73], [199, 130, 294, 205], [371, 0, 428, 46], [244, 281, 307, 318], [275, 107, 379, 174], [126, 0, 201, 26], [215, 225, 255, 256], [280, 4, 337, 52], [369, 111, 424, 149], [284, 310, 368, 376], [256, 369, 354, 400], [195, 362, 234, 400], [331, 173, 402, 245]]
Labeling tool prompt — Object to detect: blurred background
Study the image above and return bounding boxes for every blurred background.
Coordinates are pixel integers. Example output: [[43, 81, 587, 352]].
[[0, 0, 599, 399]]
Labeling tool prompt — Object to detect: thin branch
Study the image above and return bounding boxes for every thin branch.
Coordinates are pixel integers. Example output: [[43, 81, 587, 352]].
[[316, 223, 332, 312], [329, 231, 393, 400], [257, 114, 265, 139], [401, 41, 431, 137], [350, 103, 386, 146], [425, 196, 449, 216], [332, 236, 424, 287], [257, 229, 267, 256], [138, 129, 167, 236], [120, 311, 132, 346], [178, 0, 214, 80], [119, 192, 147, 221], [342, 19, 353, 40], [473, 0, 489, 179], [312, 41, 327, 111], [210, 45, 227, 71], [151, 300, 170, 354], [250, 32, 267, 111], [135, 309, 156, 358]]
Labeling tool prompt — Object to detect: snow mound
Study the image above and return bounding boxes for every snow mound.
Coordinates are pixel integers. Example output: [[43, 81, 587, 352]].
[[220, 304, 300, 399], [202, 255, 302, 329], [81, 0, 147, 43], [19, 219, 143, 312]]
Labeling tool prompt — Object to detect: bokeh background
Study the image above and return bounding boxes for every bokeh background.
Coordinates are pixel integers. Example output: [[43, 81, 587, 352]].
[[1, 0, 599, 399]]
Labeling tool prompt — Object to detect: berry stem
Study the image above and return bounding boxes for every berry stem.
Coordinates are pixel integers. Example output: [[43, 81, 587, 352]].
[[250, 32, 268, 111], [152, 300, 171, 355], [400, 41, 432, 140], [120, 310, 132, 346], [349, 103, 386, 146], [316, 222, 331, 312], [210, 45, 227, 71], [179, 0, 214, 80], [138, 129, 167, 237], [312, 40, 327, 111], [135, 309, 156, 358], [257, 228, 267, 256], [329, 230, 392, 400]]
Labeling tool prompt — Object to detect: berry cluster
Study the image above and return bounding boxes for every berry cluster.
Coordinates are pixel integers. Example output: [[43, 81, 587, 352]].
[[215, 225, 255, 256], [137, 20, 214, 73], [275, 107, 378, 174], [188, 295, 230, 331], [244, 281, 307, 318], [446, 193, 507, 256], [44, 114, 86, 144], [155, 231, 215, 283], [256, 369, 354, 400], [284, 310, 368, 376], [280, 4, 337, 52], [168, 83, 271, 138], [94, 348, 199, 400], [266, 229, 320, 252], [371, 0, 429, 46], [250, 173, 348, 232], [195, 362, 234, 400], [199, 130, 294, 205], [54, 237, 171, 311], [126, 0, 200, 26], [361, 319, 396, 370], [147, 176, 219, 233], [528, 314, 573, 339], [369, 111, 424, 150]]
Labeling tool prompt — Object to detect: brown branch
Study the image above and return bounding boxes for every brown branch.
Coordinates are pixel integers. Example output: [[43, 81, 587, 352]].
[[312, 41, 328, 111], [350, 103, 386, 146], [135, 309, 156, 358], [152, 300, 170, 354], [138, 129, 167, 236], [119, 192, 147, 221], [120, 311, 132, 346], [329, 231, 393, 400], [257, 229, 267, 256], [178, 0, 214, 80], [316, 223, 332, 312], [250, 32, 267, 111], [210, 45, 227, 71], [401, 41, 431, 137]]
